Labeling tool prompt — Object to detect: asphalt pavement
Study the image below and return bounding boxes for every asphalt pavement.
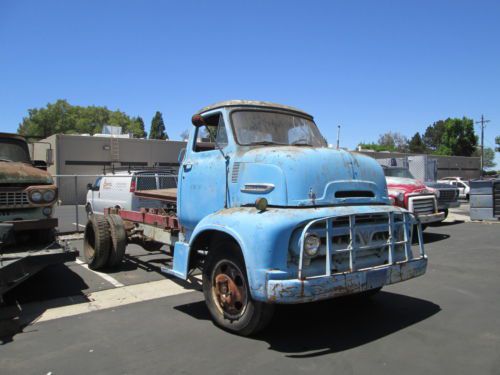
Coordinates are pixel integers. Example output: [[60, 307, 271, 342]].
[[1, 209, 500, 375]]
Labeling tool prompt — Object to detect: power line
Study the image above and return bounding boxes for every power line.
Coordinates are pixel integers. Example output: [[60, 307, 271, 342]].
[[475, 115, 490, 178]]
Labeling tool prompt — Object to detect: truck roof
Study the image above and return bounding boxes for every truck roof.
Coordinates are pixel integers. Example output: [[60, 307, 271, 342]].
[[0, 132, 27, 142], [195, 100, 313, 119]]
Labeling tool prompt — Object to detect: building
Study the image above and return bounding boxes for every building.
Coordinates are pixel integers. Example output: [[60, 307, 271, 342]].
[[355, 150, 480, 180], [32, 134, 186, 204]]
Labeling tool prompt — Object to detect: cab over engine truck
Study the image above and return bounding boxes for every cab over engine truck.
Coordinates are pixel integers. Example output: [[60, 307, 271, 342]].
[[83, 101, 428, 335], [0, 133, 78, 298]]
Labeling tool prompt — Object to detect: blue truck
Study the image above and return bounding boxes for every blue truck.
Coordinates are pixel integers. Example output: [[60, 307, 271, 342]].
[[83, 100, 428, 335]]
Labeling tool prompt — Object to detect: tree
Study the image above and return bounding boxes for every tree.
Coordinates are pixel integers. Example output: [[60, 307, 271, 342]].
[[473, 147, 497, 169], [149, 111, 168, 140], [377, 131, 408, 152], [133, 116, 147, 138], [408, 132, 427, 153], [17, 99, 146, 138], [357, 142, 394, 152], [496, 136, 500, 152], [435, 117, 477, 156], [422, 120, 446, 151]]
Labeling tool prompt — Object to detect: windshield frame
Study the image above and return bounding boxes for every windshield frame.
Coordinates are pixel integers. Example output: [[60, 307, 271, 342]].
[[228, 108, 327, 148]]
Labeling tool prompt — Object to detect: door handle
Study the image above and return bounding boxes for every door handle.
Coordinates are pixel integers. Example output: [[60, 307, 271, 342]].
[[183, 161, 193, 171]]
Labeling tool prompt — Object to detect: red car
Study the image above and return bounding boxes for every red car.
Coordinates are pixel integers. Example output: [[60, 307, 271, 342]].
[[383, 167, 445, 227]]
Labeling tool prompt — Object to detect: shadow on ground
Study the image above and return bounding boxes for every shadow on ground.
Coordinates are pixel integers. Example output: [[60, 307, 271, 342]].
[[175, 291, 440, 357], [429, 220, 465, 228], [422, 231, 450, 244], [0, 264, 89, 345]]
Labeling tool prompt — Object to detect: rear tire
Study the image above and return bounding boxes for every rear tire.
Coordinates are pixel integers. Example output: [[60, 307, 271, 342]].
[[106, 214, 126, 268], [83, 214, 110, 270], [202, 239, 274, 336]]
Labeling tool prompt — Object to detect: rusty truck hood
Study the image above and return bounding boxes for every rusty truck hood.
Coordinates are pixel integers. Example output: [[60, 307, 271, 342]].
[[231, 147, 390, 207], [0, 161, 53, 185]]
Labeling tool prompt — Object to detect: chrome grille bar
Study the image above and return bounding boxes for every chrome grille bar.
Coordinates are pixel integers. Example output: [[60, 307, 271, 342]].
[[298, 211, 424, 280]]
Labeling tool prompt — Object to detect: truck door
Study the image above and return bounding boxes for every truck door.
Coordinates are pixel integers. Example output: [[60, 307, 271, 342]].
[[178, 112, 228, 231]]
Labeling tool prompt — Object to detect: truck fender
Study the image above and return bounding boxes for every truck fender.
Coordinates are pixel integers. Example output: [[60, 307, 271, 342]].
[[169, 224, 246, 280]]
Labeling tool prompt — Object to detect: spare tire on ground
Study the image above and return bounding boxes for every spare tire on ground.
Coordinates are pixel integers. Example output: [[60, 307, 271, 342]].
[[84, 214, 111, 270], [106, 214, 127, 268]]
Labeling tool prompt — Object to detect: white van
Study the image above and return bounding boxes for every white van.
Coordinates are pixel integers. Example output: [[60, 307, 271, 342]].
[[437, 177, 471, 200], [86, 170, 177, 215]]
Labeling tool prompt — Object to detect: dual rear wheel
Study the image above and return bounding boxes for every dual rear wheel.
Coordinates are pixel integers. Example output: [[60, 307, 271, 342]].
[[83, 214, 126, 270]]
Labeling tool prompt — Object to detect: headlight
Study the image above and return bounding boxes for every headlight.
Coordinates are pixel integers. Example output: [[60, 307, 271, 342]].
[[43, 189, 56, 202], [388, 189, 405, 202], [30, 190, 42, 202], [304, 233, 321, 257], [42, 207, 52, 216]]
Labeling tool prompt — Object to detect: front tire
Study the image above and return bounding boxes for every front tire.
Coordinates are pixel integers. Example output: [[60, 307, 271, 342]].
[[202, 240, 274, 336]]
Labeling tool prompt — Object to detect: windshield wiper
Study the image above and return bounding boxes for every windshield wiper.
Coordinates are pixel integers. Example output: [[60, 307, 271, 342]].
[[247, 141, 288, 146], [0, 158, 13, 162]]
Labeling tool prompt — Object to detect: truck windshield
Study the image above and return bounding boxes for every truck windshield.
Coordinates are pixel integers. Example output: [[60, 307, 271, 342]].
[[0, 138, 31, 163], [231, 110, 327, 147], [384, 168, 415, 179]]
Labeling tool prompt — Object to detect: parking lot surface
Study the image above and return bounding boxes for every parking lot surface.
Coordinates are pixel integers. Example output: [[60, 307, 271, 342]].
[[1, 211, 499, 375]]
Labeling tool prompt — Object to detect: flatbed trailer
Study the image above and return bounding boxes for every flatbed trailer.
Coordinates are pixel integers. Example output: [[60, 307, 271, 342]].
[[83, 188, 182, 273], [0, 241, 78, 297]]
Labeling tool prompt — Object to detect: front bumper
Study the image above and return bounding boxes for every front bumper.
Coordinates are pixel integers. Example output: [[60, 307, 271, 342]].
[[416, 212, 445, 224], [266, 257, 427, 303], [437, 201, 460, 210]]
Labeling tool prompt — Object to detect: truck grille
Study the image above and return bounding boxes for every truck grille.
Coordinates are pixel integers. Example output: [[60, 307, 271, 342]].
[[494, 182, 500, 218], [295, 211, 425, 280], [409, 196, 436, 215], [0, 191, 30, 207], [438, 189, 457, 203]]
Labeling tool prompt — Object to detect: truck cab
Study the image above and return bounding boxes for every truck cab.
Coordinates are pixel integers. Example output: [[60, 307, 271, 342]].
[[84, 101, 428, 335], [173, 101, 428, 334], [0, 133, 77, 297]]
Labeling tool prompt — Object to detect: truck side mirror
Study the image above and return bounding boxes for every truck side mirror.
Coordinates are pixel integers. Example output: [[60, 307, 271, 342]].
[[87, 183, 93, 190], [191, 114, 207, 127]]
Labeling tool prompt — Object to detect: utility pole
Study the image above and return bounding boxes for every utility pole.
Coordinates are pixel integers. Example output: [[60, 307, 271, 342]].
[[336, 125, 341, 149], [475, 115, 490, 179]]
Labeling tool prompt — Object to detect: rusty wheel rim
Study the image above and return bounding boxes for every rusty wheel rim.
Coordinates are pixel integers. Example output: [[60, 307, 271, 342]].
[[211, 259, 248, 320]]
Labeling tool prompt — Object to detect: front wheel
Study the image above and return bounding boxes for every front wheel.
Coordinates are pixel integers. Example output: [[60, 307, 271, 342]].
[[202, 240, 274, 336]]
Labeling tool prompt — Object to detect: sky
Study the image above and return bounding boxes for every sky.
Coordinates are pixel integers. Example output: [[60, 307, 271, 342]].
[[0, 0, 499, 163]]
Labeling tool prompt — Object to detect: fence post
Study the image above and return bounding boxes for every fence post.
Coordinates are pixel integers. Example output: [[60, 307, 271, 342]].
[[74, 175, 80, 232]]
